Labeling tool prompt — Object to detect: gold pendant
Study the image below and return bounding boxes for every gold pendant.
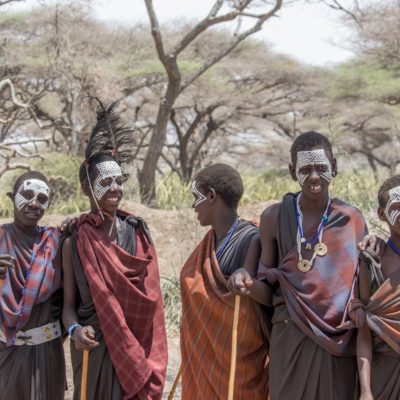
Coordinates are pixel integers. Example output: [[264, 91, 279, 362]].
[[297, 259, 311, 272], [305, 243, 312, 251], [314, 242, 328, 256]]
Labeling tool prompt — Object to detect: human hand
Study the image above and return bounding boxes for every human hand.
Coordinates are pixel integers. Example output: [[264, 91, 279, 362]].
[[227, 268, 254, 296], [0, 254, 15, 280], [73, 325, 100, 351], [358, 235, 384, 260], [359, 391, 374, 400], [58, 217, 78, 234]]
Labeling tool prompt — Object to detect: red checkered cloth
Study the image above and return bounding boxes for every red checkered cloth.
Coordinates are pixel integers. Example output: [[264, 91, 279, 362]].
[[0, 224, 61, 345], [76, 212, 167, 400]]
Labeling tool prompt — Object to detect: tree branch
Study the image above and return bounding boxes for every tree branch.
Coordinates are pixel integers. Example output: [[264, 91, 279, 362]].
[[180, 0, 283, 92]]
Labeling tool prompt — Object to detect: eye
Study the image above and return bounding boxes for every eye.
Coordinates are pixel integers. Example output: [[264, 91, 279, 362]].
[[298, 166, 312, 175], [36, 193, 49, 205], [316, 164, 329, 173], [20, 189, 35, 200], [99, 177, 113, 187], [115, 176, 124, 186]]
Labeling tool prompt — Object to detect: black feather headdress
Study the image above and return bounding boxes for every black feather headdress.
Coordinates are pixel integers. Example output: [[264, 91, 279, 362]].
[[85, 99, 136, 171]]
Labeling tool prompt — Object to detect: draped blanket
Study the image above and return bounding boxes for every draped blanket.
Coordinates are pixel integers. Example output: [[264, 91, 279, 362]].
[[0, 224, 61, 346], [347, 264, 400, 354], [75, 212, 167, 400], [259, 198, 366, 356], [180, 228, 268, 400]]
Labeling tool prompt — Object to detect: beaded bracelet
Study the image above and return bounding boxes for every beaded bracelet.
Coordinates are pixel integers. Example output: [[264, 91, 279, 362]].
[[67, 323, 82, 339]]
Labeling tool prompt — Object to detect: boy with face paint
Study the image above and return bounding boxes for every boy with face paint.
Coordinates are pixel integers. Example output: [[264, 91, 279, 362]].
[[346, 176, 400, 400], [230, 131, 367, 400], [61, 102, 167, 400], [180, 164, 268, 400], [0, 171, 65, 399]]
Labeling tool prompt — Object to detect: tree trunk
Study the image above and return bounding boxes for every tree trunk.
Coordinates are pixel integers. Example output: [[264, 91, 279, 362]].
[[138, 75, 180, 206]]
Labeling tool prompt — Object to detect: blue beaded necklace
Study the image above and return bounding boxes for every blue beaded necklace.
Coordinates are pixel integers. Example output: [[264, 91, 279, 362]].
[[216, 218, 240, 261], [387, 237, 400, 256]]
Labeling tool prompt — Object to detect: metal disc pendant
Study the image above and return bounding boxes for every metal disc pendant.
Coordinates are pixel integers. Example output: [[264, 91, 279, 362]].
[[297, 259, 311, 272], [315, 242, 328, 257]]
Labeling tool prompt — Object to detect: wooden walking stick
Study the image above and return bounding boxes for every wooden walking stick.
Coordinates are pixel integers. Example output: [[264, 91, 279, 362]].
[[80, 350, 89, 400], [168, 363, 182, 400], [228, 295, 241, 400]]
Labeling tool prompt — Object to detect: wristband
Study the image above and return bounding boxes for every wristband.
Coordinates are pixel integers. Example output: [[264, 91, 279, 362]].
[[67, 323, 82, 339]]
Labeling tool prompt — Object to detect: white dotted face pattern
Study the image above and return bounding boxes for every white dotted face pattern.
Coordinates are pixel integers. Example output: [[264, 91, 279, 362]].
[[296, 149, 332, 186], [93, 161, 124, 200], [14, 179, 50, 211], [192, 180, 207, 207], [385, 186, 400, 226]]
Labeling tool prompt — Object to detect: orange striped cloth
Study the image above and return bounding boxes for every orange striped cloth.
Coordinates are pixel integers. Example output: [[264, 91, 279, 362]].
[[180, 229, 269, 400]]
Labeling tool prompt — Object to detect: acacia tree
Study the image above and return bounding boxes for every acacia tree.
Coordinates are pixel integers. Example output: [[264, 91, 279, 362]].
[[317, 0, 400, 177], [140, 0, 284, 205]]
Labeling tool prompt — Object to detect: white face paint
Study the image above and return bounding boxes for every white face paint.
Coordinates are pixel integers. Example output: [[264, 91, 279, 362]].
[[93, 161, 124, 200], [385, 186, 400, 226], [14, 179, 50, 211], [192, 181, 207, 207], [296, 149, 332, 186]]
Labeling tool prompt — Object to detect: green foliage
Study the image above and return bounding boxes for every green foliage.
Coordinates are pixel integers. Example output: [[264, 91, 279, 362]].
[[161, 276, 181, 334], [153, 169, 379, 212], [329, 61, 400, 103], [155, 174, 193, 210], [241, 170, 298, 204]]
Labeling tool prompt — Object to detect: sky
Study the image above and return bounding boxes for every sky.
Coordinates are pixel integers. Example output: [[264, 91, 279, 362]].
[[5, 0, 356, 66]]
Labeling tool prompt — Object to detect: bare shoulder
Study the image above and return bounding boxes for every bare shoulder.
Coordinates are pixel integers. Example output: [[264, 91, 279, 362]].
[[260, 202, 281, 226], [259, 202, 281, 241]]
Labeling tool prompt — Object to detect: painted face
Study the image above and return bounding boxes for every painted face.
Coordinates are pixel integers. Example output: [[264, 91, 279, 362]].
[[296, 149, 332, 186], [14, 179, 50, 211], [192, 181, 207, 208], [92, 161, 124, 201], [385, 186, 400, 226]]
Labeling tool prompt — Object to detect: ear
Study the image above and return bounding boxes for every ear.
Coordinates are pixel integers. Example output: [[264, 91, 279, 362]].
[[288, 163, 297, 182], [81, 181, 91, 197], [208, 188, 217, 204], [331, 158, 338, 177], [6, 192, 14, 201], [377, 206, 386, 222]]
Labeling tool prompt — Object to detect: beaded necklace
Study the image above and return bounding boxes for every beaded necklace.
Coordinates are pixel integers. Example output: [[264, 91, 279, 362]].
[[295, 194, 331, 272]]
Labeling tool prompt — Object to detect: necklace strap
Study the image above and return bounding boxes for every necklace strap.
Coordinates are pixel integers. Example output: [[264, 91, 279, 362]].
[[296, 194, 331, 267], [216, 218, 240, 261], [387, 237, 400, 256]]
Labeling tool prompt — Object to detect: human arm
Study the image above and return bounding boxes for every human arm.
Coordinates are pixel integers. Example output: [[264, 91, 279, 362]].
[[62, 236, 99, 350], [227, 234, 272, 305], [357, 257, 373, 400], [228, 205, 279, 306]]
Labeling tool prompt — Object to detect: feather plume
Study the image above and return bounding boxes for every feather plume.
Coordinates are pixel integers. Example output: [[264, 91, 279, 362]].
[[85, 98, 136, 170]]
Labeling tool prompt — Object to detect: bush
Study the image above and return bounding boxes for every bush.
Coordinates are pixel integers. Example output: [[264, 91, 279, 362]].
[[161, 276, 181, 334]]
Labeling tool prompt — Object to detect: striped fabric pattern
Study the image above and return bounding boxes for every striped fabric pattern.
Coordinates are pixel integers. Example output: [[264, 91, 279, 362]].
[[0, 224, 61, 346], [75, 211, 168, 400], [348, 260, 400, 354], [180, 229, 269, 400]]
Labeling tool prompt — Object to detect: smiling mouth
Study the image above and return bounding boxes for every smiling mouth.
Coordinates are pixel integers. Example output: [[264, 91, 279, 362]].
[[25, 211, 40, 218], [309, 184, 322, 193], [106, 196, 121, 203]]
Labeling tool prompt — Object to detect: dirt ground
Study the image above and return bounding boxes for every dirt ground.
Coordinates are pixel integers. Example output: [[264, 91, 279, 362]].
[[1, 201, 273, 399]]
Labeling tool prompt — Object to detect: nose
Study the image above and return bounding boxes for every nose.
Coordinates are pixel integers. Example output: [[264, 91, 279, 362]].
[[309, 167, 320, 182], [28, 198, 41, 208]]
